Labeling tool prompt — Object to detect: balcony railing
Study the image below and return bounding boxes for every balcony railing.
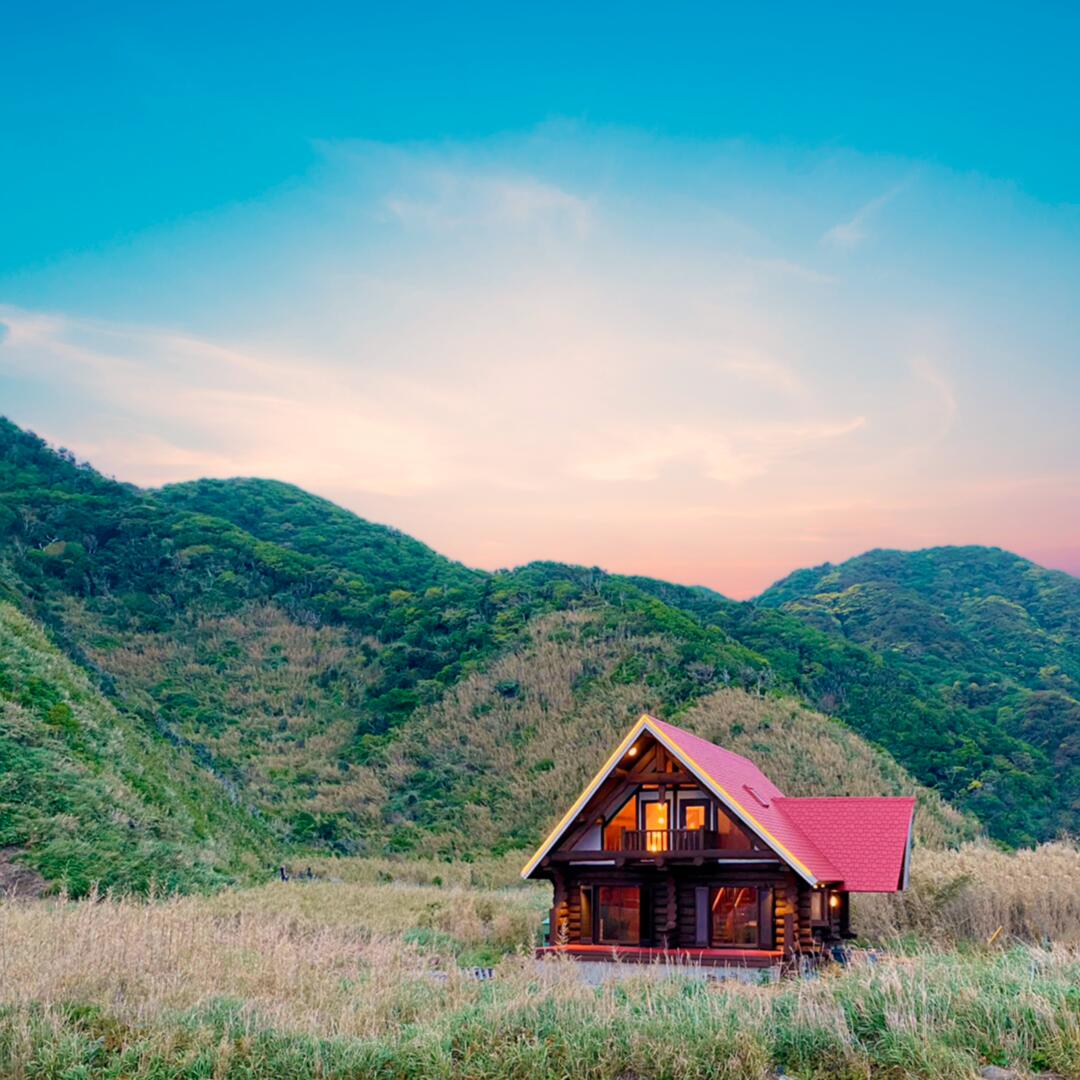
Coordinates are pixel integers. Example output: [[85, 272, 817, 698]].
[[620, 828, 720, 853]]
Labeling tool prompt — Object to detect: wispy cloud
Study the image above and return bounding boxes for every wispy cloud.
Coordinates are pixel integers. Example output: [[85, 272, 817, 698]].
[[821, 182, 906, 249], [572, 417, 866, 485], [1, 132, 1077, 595], [384, 171, 591, 236]]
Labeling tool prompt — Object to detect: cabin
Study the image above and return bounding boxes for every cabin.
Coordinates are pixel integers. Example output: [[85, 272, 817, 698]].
[[522, 713, 914, 975]]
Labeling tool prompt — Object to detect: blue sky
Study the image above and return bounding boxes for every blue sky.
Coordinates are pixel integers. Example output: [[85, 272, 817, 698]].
[[2, 3, 1079, 595]]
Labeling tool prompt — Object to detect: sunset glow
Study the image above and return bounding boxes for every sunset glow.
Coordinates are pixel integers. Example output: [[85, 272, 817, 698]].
[[2, 9, 1078, 597]]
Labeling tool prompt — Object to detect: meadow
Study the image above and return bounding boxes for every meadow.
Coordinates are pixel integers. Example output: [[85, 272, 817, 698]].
[[1, 844, 1078, 1080]]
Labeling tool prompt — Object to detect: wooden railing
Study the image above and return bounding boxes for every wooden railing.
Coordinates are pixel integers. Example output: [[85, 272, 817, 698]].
[[620, 828, 720, 853]]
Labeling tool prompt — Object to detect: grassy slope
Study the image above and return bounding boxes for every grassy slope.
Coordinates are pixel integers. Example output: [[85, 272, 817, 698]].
[[0, 601, 269, 895], [754, 547, 1080, 843], [372, 611, 974, 856]]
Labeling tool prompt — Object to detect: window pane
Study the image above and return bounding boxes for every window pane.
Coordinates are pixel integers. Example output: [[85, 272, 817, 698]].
[[716, 807, 753, 850], [597, 885, 640, 944], [643, 799, 670, 851], [711, 886, 759, 946], [603, 796, 637, 850], [683, 804, 706, 830]]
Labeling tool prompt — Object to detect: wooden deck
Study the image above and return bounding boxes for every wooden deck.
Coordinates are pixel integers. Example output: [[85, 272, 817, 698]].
[[535, 944, 784, 968]]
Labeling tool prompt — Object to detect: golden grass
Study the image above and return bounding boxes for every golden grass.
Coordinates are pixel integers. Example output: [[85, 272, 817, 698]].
[[0, 867, 1078, 1079], [855, 838, 1080, 946]]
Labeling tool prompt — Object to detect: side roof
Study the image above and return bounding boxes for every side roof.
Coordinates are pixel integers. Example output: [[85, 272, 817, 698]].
[[773, 797, 915, 892], [520, 713, 915, 892]]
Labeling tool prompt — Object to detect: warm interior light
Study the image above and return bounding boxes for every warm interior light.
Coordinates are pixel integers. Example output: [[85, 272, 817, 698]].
[[829, 894, 840, 910], [627, 745, 638, 757]]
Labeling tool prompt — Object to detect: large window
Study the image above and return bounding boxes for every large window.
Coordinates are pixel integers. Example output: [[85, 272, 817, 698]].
[[603, 796, 637, 850], [711, 886, 759, 946], [715, 807, 753, 851], [597, 885, 640, 944], [643, 798, 670, 851]]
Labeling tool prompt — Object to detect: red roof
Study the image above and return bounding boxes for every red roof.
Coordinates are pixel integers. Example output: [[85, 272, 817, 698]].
[[773, 797, 915, 892], [521, 713, 916, 892], [647, 716, 844, 884]]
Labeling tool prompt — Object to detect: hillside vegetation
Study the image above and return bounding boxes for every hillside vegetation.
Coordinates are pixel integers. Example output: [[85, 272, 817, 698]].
[[756, 548, 1080, 843], [0, 602, 266, 895], [3, 415, 1078, 892], [375, 611, 973, 856]]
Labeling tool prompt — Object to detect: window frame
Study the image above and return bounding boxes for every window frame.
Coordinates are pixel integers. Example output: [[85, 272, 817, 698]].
[[679, 798, 712, 831], [591, 882, 645, 946], [709, 885, 762, 948]]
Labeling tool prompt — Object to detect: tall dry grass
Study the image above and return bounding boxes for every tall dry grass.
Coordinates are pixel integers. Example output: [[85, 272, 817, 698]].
[[0, 877, 1077, 1079], [856, 838, 1080, 946]]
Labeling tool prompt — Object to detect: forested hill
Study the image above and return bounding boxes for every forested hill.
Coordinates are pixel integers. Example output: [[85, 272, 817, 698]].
[[753, 548, 1080, 843], [0, 416, 1074, 893], [156, 478, 480, 594]]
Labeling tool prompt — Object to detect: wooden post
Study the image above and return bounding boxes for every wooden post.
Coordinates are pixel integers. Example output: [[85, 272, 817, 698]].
[[551, 868, 567, 944]]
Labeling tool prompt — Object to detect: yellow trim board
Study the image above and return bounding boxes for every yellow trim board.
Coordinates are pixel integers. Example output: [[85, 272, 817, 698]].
[[519, 715, 650, 878], [520, 713, 818, 885]]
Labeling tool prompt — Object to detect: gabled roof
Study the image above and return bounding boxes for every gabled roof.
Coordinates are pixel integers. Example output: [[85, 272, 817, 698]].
[[521, 713, 915, 892], [773, 797, 915, 892]]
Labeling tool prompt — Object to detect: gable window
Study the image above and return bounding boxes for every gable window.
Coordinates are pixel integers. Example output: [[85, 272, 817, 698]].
[[603, 795, 637, 850], [596, 885, 640, 944], [711, 886, 759, 946], [716, 806, 753, 851], [642, 797, 670, 851], [680, 800, 709, 831]]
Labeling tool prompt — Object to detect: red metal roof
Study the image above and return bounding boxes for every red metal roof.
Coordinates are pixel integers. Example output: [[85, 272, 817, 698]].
[[647, 716, 844, 884], [773, 797, 915, 892], [521, 713, 916, 892]]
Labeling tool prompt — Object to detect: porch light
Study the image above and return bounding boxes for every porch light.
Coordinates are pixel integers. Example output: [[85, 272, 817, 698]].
[[829, 894, 840, 910], [627, 745, 639, 757]]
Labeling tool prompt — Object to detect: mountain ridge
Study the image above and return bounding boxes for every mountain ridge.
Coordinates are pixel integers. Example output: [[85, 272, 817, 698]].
[[1, 416, 1076, 892]]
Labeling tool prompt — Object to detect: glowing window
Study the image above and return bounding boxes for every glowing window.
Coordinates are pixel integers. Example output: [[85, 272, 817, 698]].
[[683, 804, 706, 830], [716, 807, 753, 850], [711, 886, 759, 946], [603, 796, 637, 850], [643, 799, 670, 851]]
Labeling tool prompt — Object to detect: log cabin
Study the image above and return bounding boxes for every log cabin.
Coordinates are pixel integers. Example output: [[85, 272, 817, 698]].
[[522, 713, 914, 974]]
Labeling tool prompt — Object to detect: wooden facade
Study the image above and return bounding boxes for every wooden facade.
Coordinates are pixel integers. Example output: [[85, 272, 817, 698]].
[[523, 716, 899, 971]]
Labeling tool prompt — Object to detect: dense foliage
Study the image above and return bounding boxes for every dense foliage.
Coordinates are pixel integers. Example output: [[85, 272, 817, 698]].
[[0, 602, 267, 895], [0, 415, 1074, 892], [754, 549, 1080, 844]]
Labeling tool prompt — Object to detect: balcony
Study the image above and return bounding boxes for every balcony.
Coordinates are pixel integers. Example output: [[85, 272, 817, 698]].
[[620, 828, 720, 853]]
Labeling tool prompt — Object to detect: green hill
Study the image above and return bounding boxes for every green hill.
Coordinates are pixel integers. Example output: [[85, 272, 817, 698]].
[[6, 416, 1077, 891], [0, 600, 268, 895], [754, 548, 1080, 843]]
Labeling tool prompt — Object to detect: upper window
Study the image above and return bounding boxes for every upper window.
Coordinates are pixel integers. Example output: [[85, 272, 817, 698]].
[[642, 798, 670, 851], [716, 806, 754, 851], [603, 795, 637, 850], [682, 803, 707, 830], [711, 886, 759, 946]]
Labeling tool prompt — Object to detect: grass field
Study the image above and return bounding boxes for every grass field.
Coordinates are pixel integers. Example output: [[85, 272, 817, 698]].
[[1, 845, 1078, 1079]]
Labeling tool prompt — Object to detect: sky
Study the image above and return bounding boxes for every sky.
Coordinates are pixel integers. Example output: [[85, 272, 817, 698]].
[[2, 3, 1079, 597]]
